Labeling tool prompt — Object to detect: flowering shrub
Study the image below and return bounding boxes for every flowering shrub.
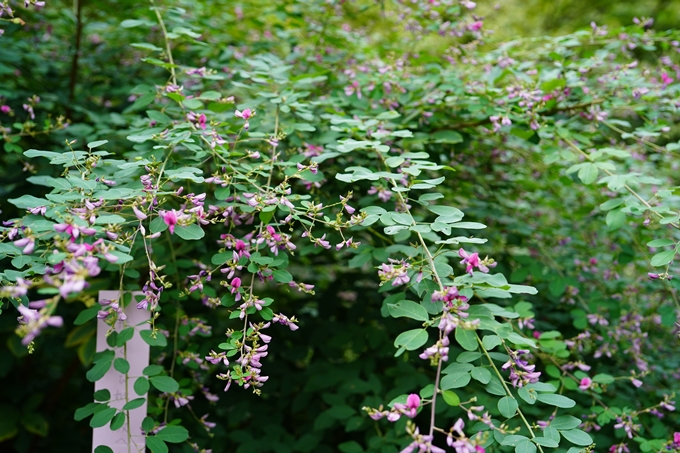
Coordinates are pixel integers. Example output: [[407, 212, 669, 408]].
[[2, 1, 680, 453]]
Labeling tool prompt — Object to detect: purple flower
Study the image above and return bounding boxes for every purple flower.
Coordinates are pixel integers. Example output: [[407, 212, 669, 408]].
[[13, 237, 35, 254], [16, 303, 63, 345]]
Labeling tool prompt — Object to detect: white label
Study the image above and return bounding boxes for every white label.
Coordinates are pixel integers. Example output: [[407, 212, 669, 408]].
[[92, 291, 149, 453]]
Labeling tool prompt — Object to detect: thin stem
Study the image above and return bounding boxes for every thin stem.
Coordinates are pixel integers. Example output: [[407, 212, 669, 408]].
[[376, 151, 543, 450], [477, 335, 543, 450], [150, 0, 177, 85], [561, 136, 679, 230]]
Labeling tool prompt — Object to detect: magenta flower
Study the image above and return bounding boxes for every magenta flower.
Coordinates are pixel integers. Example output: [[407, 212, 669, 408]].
[[459, 248, 482, 275], [458, 248, 495, 275], [579, 377, 593, 390], [234, 108, 253, 120], [661, 72, 674, 87], [230, 277, 242, 301], [160, 210, 179, 234], [0, 105, 10, 114], [393, 393, 421, 419]]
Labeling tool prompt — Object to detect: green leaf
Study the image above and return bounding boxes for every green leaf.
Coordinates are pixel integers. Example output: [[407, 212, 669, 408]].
[[515, 441, 537, 453], [455, 328, 478, 351], [8, 195, 48, 209], [606, 208, 626, 231], [518, 387, 537, 405], [651, 250, 675, 267], [149, 376, 179, 393], [502, 435, 530, 446], [113, 358, 130, 374], [647, 239, 675, 247], [431, 130, 463, 143], [146, 437, 169, 453], [150, 217, 168, 234], [387, 300, 429, 322], [94, 446, 114, 453], [543, 426, 560, 442], [536, 393, 576, 408], [338, 441, 363, 453], [560, 429, 593, 446], [86, 357, 113, 382], [94, 214, 126, 225], [394, 329, 429, 351], [122, 398, 146, 411], [532, 437, 559, 447], [156, 425, 189, 443], [442, 390, 460, 406], [577, 163, 598, 184], [482, 335, 502, 350], [110, 412, 125, 431], [471, 367, 491, 384], [592, 373, 614, 384], [550, 415, 582, 430], [440, 372, 471, 390], [93, 390, 110, 401], [599, 198, 624, 211], [272, 269, 293, 283], [456, 351, 482, 362], [143, 365, 164, 376], [21, 412, 48, 437], [140, 330, 167, 347], [134, 377, 150, 396], [89, 408, 117, 428], [174, 224, 205, 240], [506, 333, 536, 348], [498, 396, 518, 418], [142, 417, 155, 432], [74, 403, 98, 421], [426, 205, 464, 220], [116, 327, 135, 347], [87, 140, 109, 149]]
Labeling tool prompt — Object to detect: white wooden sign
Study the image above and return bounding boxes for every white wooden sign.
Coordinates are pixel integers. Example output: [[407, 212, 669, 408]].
[[93, 291, 150, 453]]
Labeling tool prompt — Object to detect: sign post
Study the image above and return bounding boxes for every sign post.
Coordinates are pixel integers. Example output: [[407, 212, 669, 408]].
[[92, 291, 150, 453]]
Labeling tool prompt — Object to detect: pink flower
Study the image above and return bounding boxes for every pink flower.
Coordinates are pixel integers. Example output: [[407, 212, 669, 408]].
[[674, 432, 680, 444], [406, 394, 420, 416], [235, 108, 253, 120], [468, 21, 483, 32], [459, 248, 493, 275], [161, 210, 178, 234], [0, 105, 10, 114], [661, 72, 674, 86], [579, 377, 593, 390], [393, 393, 421, 419]]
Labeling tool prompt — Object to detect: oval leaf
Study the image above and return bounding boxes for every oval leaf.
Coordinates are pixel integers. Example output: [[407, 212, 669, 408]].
[[560, 429, 593, 446], [394, 329, 429, 351], [149, 376, 179, 393], [498, 396, 518, 418], [387, 300, 429, 322], [536, 393, 576, 408]]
